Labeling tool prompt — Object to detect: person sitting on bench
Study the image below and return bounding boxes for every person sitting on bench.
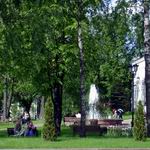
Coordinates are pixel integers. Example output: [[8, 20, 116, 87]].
[[24, 121, 37, 136], [14, 118, 22, 135], [7, 118, 22, 136]]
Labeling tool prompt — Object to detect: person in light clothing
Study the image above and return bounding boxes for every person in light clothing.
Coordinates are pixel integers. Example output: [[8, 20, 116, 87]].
[[116, 109, 124, 119]]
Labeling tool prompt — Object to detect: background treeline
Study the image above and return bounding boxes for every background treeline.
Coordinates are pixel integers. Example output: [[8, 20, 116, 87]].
[[0, 0, 143, 135]]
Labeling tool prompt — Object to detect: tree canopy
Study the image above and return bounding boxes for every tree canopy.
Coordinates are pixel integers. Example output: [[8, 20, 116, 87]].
[[0, 0, 147, 134]]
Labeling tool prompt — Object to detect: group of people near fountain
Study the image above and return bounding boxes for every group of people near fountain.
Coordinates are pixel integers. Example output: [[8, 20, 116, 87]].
[[112, 108, 124, 119], [13, 111, 37, 137], [74, 109, 124, 119]]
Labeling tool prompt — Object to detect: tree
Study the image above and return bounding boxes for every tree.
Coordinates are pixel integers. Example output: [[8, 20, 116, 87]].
[[84, 0, 132, 110], [0, 0, 139, 135], [64, 0, 100, 137], [43, 97, 56, 141], [14, 80, 37, 113], [77, 0, 86, 137], [0, 0, 20, 120], [17, 1, 71, 135], [0, 0, 66, 133], [144, 0, 150, 136], [133, 101, 146, 141]]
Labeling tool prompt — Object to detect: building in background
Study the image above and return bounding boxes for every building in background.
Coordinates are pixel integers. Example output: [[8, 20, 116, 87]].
[[131, 57, 146, 112]]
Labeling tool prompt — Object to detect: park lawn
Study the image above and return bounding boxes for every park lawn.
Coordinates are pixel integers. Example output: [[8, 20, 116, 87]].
[[0, 124, 150, 148], [0, 135, 150, 148]]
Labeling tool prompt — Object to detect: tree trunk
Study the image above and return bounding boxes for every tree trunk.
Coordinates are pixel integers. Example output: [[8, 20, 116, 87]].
[[24, 104, 32, 114], [51, 83, 63, 136], [39, 96, 45, 119], [6, 79, 14, 118], [3, 77, 15, 120], [6, 91, 12, 118], [37, 97, 41, 119], [144, 1, 150, 136], [2, 77, 8, 121], [77, 0, 86, 137], [23, 98, 33, 114]]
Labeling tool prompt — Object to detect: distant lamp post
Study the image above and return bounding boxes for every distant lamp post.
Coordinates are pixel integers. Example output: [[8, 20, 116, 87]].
[[129, 64, 138, 127]]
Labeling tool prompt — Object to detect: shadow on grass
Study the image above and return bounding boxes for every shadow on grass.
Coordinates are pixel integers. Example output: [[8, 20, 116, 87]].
[[0, 128, 42, 138], [0, 129, 8, 138], [60, 126, 107, 140], [61, 126, 74, 137]]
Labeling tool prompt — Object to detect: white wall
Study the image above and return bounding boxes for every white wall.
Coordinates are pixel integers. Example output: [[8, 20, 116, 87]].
[[132, 57, 146, 110]]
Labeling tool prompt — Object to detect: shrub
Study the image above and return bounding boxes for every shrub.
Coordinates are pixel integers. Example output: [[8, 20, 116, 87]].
[[122, 127, 132, 137], [106, 126, 132, 137], [133, 101, 146, 141], [107, 126, 122, 137], [42, 97, 56, 141]]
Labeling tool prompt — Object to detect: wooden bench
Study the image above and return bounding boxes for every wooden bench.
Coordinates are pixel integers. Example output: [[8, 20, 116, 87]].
[[98, 119, 123, 125], [71, 125, 107, 136], [64, 117, 123, 126], [64, 117, 80, 126], [7, 128, 15, 136]]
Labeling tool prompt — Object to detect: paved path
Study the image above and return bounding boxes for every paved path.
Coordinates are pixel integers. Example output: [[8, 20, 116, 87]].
[[122, 119, 131, 124], [3, 148, 150, 150]]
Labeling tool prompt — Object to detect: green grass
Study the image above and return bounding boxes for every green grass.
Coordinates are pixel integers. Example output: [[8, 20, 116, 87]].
[[123, 113, 132, 120], [1, 136, 150, 148], [1, 119, 150, 148], [0, 122, 14, 129], [0, 131, 150, 148]]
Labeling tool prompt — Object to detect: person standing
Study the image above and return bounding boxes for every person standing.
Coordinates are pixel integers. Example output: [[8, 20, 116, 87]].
[[22, 111, 30, 124], [116, 109, 124, 119]]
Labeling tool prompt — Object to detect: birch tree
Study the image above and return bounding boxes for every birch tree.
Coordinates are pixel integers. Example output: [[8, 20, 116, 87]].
[[144, 0, 150, 136]]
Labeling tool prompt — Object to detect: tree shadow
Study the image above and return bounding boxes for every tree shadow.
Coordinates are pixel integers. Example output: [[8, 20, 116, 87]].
[[0, 129, 8, 138]]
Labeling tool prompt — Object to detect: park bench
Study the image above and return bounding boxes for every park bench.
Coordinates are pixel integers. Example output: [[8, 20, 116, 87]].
[[64, 117, 80, 126], [7, 128, 15, 136], [7, 127, 26, 136], [64, 117, 123, 126], [64, 117, 130, 136], [71, 125, 107, 136]]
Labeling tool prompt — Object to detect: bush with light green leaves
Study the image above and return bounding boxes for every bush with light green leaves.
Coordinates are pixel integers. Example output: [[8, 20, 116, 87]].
[[42, 97, 56, 141], [133, 101, 146, 141]]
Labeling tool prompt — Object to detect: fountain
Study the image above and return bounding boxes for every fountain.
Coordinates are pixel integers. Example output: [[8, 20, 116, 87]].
[[87, 84, 123, 126], [87, 84, 100, 123], [64, 84, 123, 126]]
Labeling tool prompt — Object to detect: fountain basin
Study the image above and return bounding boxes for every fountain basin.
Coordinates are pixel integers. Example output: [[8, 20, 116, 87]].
[[89, 119, 98, 125], [64, 117, 123, 126], [98, 119, 123, 125]]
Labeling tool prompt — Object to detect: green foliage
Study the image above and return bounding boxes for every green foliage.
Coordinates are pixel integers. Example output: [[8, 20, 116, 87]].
[[100, 106, 112, 118], [131, 10, 144, 56], [82, 0, 132, 111], [107, 127, 122, 137], [107, 126, 132, 137], [42, 97, 56, 141], [0, 0, 143, 124], [10, 103, 21, 120], [133, 101, 146, 141]]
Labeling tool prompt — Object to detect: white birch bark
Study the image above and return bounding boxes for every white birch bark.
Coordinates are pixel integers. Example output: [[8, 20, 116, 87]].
[[144, 0, 150, 136]]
